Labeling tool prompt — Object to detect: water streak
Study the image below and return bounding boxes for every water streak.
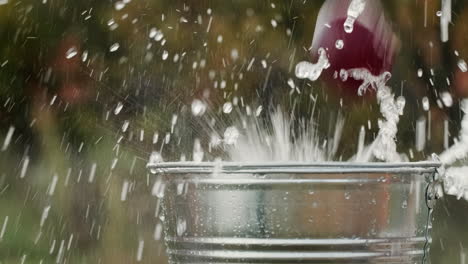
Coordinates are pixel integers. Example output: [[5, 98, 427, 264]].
[[348, 69, 404, 162]]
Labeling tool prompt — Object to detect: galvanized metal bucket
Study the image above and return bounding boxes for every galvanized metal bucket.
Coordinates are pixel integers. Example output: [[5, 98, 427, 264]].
[[148, 162, 440, 264]]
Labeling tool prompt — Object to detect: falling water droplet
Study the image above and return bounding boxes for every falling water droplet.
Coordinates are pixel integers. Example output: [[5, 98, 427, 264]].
[[441, 92, 453, 107], [65, 47, 78, 59], [162, 50, 169, 60], [114, 102, 124, 115], [149, 27, 158, 38], [191, 99, 207, 116], [458, 59, 468, 72], [115, 1, 125, 10], [417, 68, 423, 77], [223, 102, 233, 114], [335, 39, 344, 49], [109, 43, 120, 52], [344, 0, 366, 33], [422, 97, 430, 111]]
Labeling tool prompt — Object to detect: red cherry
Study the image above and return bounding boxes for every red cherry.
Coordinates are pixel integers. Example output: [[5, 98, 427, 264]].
[[309, 0, 399, 97]]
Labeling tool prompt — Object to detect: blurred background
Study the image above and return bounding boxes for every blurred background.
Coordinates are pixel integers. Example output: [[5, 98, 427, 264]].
[[0, 0, 468, 263]]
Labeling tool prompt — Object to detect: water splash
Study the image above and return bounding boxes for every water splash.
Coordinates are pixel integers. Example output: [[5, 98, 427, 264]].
[[436, 99, 468, 201], [444, 167, 468, 200], [347, 68, 391, 96], [227, 110, 331, 162], [344, 0, 366, 33], [440, 99, 468, 165], [349, 69, 404, 162], [295, 48, 330, 81]]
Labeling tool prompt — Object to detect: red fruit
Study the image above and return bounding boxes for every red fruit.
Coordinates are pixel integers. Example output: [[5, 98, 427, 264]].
[[310, 0, 399, 97]]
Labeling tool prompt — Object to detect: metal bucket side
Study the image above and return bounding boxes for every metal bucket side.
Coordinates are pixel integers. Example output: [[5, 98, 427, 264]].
[[150, 162, 440, 264]]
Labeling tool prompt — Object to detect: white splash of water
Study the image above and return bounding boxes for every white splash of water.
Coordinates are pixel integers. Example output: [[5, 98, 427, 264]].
[[440, 99, 468, 164], [439, 100, 468, 200], [223, 127, 240, 145], [344, 0, 366, 33], [444, 167, 468, 200], [295, 48, 330, 82], [227, 110, 329, 162], [348, 69, 404, 162]]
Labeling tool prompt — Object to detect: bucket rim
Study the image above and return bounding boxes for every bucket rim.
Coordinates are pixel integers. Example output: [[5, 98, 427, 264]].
[[147, 161, 441, 174]]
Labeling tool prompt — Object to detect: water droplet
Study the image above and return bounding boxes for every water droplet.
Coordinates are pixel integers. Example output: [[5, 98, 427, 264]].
[[335, 39, 344, 49], [458, 59, 468, 72], [271, 19, 278, 28], [109, 43, 120, 52], [162, 50, 169, 60], [287, 78, 295, 89], [255, 105, 263, 116], [344, 0, 366, 33], [81, 50, 88, 62], [422, 97, 430, 111], [65, 47, 78, 59], [149, 27, 158, 38], [114, 102, 124, 115], [223, 102, 233, 114], [191, 99, 207, 116], [176, 218, 187, 237], [441, 92, 453, 107], [115, 1, 125, 10], [136, 240, 144, 262], [230, 48, 239, 61], [122, 120, 130, 132], [154, 223, 163, 240], [154, 31, 164, 41]]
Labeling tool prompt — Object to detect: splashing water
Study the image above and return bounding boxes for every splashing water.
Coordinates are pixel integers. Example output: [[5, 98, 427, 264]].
[[440, 99, 468, 165], [436, 100, 468, 200], [348, 69, 404, 162], [344, 0, 366, 33], [444, 167, 468, 200], [226, 110, 335, 162], [295, 48, 330, 81]]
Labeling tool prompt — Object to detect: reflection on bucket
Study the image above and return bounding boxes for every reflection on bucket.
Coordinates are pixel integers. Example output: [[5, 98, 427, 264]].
[[148, 162, 440, 264]]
